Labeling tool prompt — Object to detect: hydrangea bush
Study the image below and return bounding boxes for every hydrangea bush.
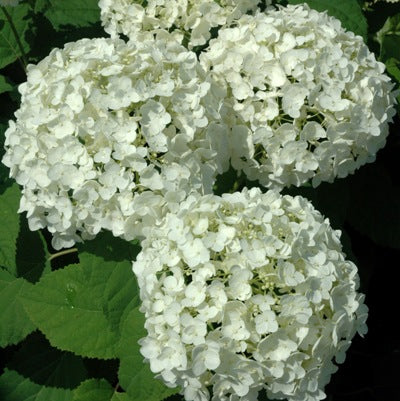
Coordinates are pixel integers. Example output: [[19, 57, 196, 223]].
[[0, 1, 399, 401], [133, 188, 368, 401]]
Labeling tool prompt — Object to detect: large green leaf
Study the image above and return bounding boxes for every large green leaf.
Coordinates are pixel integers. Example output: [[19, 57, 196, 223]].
[[22, 233, 141, 359], [0, 268, 35, 347], [117, 308, 180, 401], [0, 4, 32, 69], [288, 0, 367, 41], [0, 184, 20, 272], [72, 379, 114, 401], [38, 0, 100, 30], [0, 369, 74, 401]]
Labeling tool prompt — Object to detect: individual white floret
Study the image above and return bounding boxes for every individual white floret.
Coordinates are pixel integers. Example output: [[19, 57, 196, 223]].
[[200, 3, 397, 190], [98, 0, 271, 49], [132, 188, 368, 401], [2, 35, 224, 249]]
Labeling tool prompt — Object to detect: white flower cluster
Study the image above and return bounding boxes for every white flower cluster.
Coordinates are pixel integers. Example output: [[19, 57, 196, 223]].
[[2, 35, 223, 249], [133, 188, 368, 401], [201, 4, 397, 189], [99, 0, 271, 48]]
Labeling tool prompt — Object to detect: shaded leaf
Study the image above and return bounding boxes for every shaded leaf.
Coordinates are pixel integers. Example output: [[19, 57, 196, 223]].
[[0, 184, 20, 273], [0, 268, 35, 347], [15, 215, 51, 283], [8, 332, 88, 389], [385, 57, 400, 83], [22, 235, 141, 359], [376, 13, 400, 61], [0, 4, 32, 69], [0, 369, 74, 401], [288, 0, 367, 41], [117, 308, 179, 401], [72, 379, 114, 401]]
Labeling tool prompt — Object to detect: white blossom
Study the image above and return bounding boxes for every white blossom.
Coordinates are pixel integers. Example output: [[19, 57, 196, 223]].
[[200, 4, 397, 190], [2, 35, 224, 249], [132, 188, 368, 401], [99, 0, 271, 49]]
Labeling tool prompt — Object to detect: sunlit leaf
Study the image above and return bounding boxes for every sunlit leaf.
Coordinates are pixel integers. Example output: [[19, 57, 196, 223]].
[[72, 379, 114, 401], [22, 234, 140, 359], [0, 4, 32, 69], [0, 268, 35, 347]]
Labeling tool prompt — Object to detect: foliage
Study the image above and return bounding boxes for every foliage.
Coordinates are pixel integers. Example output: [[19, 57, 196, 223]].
[[0, 0, 399, 400]]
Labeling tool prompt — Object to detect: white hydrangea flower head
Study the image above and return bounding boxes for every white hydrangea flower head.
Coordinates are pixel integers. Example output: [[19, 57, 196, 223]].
[[200, 3, 397, 190], [2, 35, 224, 249], [133, 188, 368, 401], [98, 0, 271, 48]]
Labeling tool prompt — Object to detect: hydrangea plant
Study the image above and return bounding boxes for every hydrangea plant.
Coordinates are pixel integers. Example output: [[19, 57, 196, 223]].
[[0, 1, 399, 401]]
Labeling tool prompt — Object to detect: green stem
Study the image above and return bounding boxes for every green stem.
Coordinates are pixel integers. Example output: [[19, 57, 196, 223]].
[[48, 248, 78, 261], [1, 6, 27, 70]]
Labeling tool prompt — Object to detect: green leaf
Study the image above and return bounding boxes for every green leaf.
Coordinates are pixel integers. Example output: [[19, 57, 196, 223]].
[[0, 268, 35, 347], [377, 14, 400, 70], [43, 0, 101, 30], [22, 234, 141, 359], [0, 184, 20, 273], [72, 379, 114, 401], [347, 164, 400, 249], [111, 394, 134, 401], [0, 74, 13, 94], [117, 308, 180, 401], [0, 369, 74, 401], [288, 0, 367, 41], [385, 57, 400, 83], [0, 4, 32, 69]]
